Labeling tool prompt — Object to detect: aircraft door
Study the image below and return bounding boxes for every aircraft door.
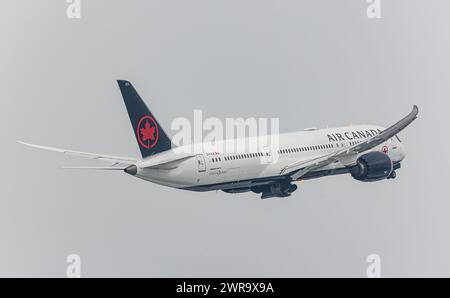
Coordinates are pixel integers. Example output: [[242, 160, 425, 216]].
[[196, 154, 206, 172]]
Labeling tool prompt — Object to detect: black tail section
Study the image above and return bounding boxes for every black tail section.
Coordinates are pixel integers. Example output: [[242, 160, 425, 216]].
[[117, 80, 172, 158]]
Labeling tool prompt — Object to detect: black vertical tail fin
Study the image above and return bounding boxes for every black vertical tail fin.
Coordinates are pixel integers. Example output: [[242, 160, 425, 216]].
[[117, 80, 172, 158]]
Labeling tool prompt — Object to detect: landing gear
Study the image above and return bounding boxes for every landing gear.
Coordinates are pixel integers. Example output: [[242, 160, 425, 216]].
[[388, 170, 397, 179], [251, 180, 298, 199]]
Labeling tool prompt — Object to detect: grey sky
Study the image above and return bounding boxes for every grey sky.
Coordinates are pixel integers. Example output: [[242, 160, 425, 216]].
[[1, 0, 450, 277]]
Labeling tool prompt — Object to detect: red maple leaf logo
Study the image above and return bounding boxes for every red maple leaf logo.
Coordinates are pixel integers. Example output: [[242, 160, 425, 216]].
[[140, 120, 156, 142]]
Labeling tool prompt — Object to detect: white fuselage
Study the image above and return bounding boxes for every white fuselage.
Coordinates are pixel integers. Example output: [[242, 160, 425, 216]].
[[131, 124, 405, 190]]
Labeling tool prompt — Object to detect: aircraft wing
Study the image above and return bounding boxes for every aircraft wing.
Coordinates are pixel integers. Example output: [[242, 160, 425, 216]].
[[18, 141, 138, 165], [281, 105, 419, 180]]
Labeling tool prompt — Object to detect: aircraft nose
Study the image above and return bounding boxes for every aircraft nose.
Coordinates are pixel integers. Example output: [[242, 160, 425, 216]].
[[124, 165, 138, 176]]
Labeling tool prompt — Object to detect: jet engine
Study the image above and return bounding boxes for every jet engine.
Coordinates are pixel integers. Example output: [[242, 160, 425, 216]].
[[349, 151, 393, 182]]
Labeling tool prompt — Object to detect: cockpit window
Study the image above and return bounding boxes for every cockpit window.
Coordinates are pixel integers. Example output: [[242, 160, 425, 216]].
[[395, 135, 402, 142]]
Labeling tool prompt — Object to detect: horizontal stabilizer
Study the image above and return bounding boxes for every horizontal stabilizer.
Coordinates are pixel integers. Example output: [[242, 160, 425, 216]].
[[61, 166, 127, 170], [18, 141, 138, 164]]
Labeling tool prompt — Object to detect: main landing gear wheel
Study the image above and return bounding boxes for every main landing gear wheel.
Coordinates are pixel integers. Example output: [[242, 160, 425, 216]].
[[388, 171, 397, 179]]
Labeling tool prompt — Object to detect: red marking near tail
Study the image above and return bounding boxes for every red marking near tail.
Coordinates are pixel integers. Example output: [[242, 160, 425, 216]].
[[137, 116, 159, 149]]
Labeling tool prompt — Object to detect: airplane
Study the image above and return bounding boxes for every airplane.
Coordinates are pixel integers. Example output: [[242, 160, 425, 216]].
[[20, 80, 419, 199]]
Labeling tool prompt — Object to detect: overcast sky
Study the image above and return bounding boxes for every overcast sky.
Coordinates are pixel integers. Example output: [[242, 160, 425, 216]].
[[1, 0, 450, 277]]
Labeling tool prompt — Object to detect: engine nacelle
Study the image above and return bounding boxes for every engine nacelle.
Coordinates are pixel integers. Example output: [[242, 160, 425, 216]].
[[349, 151, 393, 182]]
